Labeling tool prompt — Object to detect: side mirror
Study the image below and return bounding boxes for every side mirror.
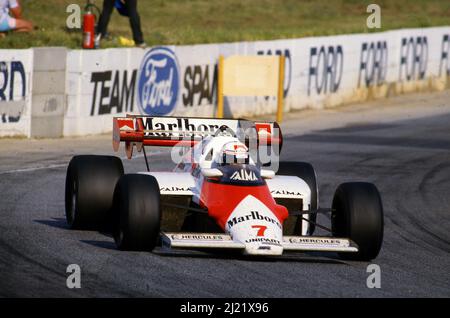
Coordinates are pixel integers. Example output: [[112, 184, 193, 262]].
[[201, 168, 223, 178], [260, 169, 275, 179]]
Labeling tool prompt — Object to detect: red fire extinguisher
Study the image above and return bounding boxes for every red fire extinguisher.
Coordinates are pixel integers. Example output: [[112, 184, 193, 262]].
[[82, 1, 98, 49]]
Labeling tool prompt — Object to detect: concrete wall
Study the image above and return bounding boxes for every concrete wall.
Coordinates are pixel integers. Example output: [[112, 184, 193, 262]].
[[1, 26, 449, 138], [64, 26, 450, 136], [0, 49, 33, 137], [30, 47, 67, 138]]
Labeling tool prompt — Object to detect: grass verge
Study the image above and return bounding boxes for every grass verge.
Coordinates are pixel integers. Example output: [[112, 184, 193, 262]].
[[0, 0, 449, 49]]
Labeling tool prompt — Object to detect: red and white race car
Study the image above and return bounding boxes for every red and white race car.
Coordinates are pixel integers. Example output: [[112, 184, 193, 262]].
[[65, 116, 383, 260]]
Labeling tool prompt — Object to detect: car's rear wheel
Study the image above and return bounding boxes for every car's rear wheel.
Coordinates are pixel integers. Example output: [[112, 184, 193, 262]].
[[113, 174, 161, 251], [278, 161, 318, 235], [65, 155, 124, 230], [331, 182, 383, 261]]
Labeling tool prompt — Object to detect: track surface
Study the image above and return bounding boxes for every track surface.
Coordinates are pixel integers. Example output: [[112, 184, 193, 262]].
[[1, 91, 450, 297]]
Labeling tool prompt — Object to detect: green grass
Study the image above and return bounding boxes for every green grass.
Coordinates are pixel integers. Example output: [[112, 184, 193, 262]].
[[1, 0, 449, 49]]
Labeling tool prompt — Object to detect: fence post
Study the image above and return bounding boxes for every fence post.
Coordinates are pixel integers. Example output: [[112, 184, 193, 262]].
[[217, 55, 224, 118], [276, 55, 285, 123]]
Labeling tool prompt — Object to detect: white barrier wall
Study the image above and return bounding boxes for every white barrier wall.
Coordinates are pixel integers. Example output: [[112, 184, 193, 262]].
[[31, 47, 67, 138], [0, 49, 33, 137], [1, 26, 449, 137], [64, 26, 450, 136], [65, 48, 143, 136]]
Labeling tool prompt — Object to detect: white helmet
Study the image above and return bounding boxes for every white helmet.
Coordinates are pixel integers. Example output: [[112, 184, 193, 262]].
[[220, 141, 249, 165]]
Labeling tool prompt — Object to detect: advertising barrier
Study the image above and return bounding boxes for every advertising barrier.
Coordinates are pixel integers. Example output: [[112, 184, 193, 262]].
[[0, 49, 33, 137], [1, 26, 449, 137], [64, 48, 142, 136]]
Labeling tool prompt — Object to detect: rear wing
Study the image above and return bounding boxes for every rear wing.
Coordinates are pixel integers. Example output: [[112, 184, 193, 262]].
[[113, 115, 282, 158]]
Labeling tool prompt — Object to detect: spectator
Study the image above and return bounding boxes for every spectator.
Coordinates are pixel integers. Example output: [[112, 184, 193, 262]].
[[96, 0, 146, 47], [0, 0, 33, 36]]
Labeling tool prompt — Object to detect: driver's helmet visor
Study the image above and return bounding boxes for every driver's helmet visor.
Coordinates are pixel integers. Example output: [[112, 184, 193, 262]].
[[221, 148, 249, 165]]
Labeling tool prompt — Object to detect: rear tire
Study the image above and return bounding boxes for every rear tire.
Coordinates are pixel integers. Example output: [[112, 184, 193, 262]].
[[65, 155, 124, 230], [331, 182, 383, 261], [113, 174, 161, 251], [278, 161, 318, 235]]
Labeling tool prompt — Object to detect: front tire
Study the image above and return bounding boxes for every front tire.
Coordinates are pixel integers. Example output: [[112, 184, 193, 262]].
[[65, 155, 124, 230], [331, 182, 384, 261], [113, 174, 161, 251]]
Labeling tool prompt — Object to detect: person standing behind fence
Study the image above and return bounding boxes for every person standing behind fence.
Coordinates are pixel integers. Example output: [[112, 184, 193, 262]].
[[96, 0, 146, 47], [0, 0, 33, 36]]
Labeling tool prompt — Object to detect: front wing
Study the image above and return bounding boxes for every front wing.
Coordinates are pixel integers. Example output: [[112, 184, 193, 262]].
[[161, 232, 358, 253]]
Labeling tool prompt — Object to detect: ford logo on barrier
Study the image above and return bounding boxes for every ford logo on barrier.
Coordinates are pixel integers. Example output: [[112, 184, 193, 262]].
[[137, 47, 180, 116]]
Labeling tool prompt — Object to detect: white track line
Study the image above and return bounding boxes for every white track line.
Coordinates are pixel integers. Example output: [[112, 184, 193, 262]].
[[0, 151, 169, 175], [0, 164, 68, 175]]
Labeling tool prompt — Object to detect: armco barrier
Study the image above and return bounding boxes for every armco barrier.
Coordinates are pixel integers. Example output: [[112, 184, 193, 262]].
[[1, 26, 449, 137]]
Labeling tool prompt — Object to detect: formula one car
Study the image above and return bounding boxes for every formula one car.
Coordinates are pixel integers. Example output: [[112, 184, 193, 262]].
[[65, 116, 383, 260]]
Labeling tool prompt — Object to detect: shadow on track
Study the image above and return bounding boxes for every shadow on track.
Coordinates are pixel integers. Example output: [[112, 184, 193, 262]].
[[153, 247, 350, 265], [34, 217, 69, 229], [80, 240, 117, 250], [34, 217, 351, 265]]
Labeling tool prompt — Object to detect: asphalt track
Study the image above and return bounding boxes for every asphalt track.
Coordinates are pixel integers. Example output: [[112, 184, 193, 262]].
[[1, 91, 450, 297]]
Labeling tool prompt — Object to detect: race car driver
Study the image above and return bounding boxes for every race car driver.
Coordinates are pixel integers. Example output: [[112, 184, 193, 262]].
[[220, 141, 250, 165]]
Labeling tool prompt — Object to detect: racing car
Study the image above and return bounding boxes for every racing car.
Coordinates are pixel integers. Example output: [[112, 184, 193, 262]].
[[65, 116, 383, 261]]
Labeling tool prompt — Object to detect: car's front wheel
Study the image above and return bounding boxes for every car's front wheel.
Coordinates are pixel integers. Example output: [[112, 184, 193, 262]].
[[331, 182, 384, 261]]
